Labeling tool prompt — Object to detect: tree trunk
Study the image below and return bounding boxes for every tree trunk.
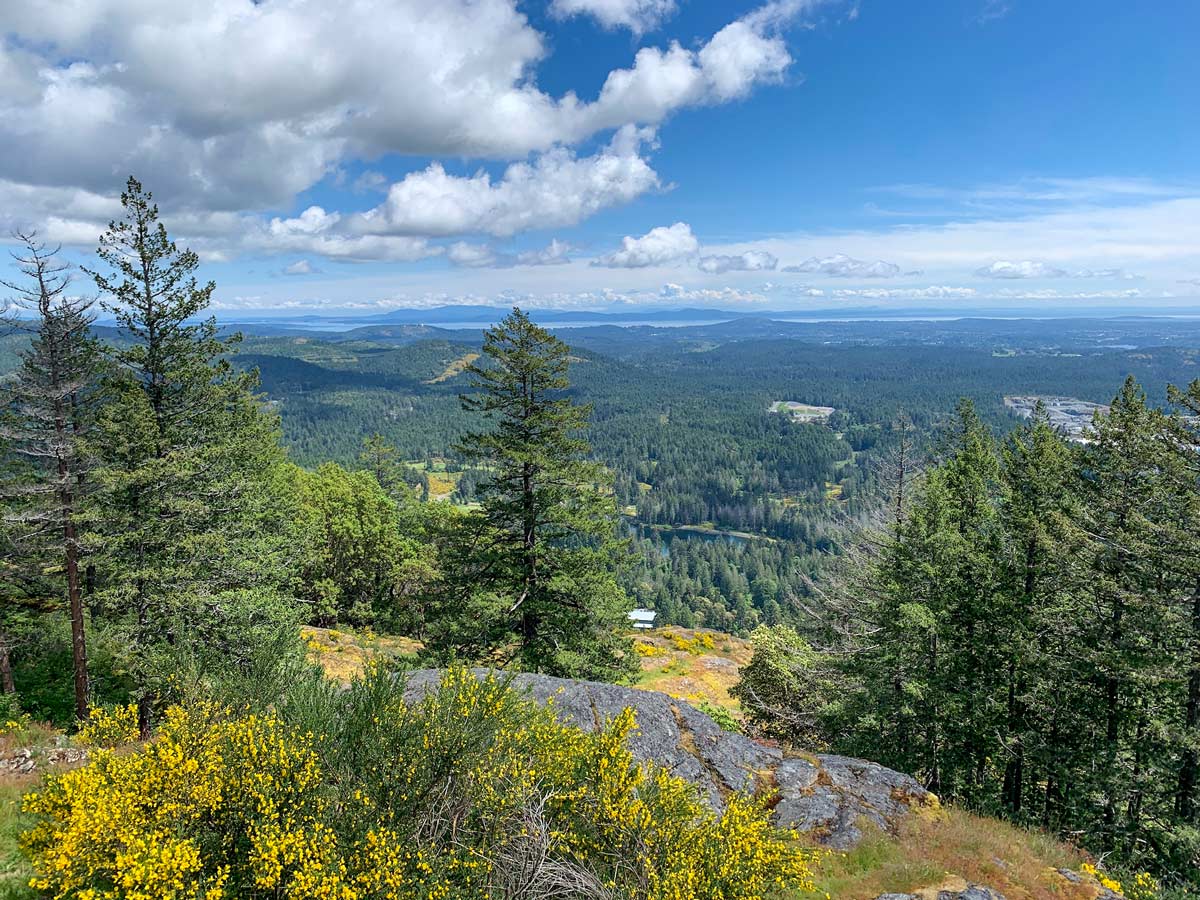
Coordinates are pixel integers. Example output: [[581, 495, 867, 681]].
[[1043, 717, 1061, 829], [56, 400, 89, 722], [518, 369, 539, 660], [65, 518, 89, 722], [1102, 585, 1124, 851], [0, 633, 15, 695], [41, 320, 91, 723], [1002, 666, 1024, 814], [1176, 583, 1200, 820], [138, 693, 153, 741], [927, 632, 942, 795], [1004, 538, 1037, 815], [520, 459, 538, 652]]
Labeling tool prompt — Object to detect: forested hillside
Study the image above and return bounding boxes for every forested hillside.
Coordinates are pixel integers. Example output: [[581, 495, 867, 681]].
[[202, 322, 1200, 634], [9, 306, 1200, 637], [736, 389, 1200, 886]]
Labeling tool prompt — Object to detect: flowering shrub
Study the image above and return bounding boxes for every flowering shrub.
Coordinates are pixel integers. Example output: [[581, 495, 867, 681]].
[[1083, 863, 1125, 895], [0, 713, 32, 741], [24, 702, 337, 899], [667, 630, 716, 655], [634, 640, 666, 657], [75, 703, 141, 748], [23, 667, 820, 900], [1127, 871, 1161, 900], [1081, 862, 1164, 900]]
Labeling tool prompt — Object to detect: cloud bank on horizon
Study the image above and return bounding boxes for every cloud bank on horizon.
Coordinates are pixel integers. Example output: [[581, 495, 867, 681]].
[[0, 0, 1197, 313]]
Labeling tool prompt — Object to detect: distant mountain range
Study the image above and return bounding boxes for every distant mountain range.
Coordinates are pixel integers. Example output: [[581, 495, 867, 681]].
[[217, 303, 1200, 335]]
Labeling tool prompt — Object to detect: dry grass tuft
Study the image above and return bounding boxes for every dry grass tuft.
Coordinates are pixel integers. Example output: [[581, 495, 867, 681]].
[[805, 807, 1091, 900], [634, 626, 752, 714], [0, 780, 36, 900], [301, 626, 423, 684]]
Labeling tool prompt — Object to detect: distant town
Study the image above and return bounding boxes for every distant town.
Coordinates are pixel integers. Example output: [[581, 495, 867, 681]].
[[768, 400, 836, 423], [1004, 395, 1108, 441]]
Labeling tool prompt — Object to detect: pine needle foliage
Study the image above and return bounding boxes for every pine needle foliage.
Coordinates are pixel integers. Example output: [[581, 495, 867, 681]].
[[428, 308, 634, 680], [82, 177, 299, 736]]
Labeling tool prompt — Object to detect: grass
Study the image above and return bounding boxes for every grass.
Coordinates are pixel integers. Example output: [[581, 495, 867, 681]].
[[301, 626, 423, 683], [633, 627, 752, 715], [302, 622, 754, 716], [425, 470, 458, 499], [0, 719, 92, 899], [0, 780, 35, 900], [804, 807, 1091, 900], [424, 351, 480, 384], [400, 458, 463, 500]]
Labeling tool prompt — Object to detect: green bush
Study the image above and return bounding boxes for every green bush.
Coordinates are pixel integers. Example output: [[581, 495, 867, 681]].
[[695, 699, 743, 733], [7, 616, 129, 729], [0, 693, 21, 724]]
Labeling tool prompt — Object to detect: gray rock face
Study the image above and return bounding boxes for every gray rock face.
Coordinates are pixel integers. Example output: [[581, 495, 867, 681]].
[[872, 886, 1007, 900], [943, 888, 1007, 900], [404, 669, 932, 849]]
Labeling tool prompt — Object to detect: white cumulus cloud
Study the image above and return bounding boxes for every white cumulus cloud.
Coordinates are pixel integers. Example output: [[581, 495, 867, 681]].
[[697, 250, 778, 273], [281, 259, 319, 276], [0, 0, 825, 221], [593, 222, 699, 268], [253, 207, 437, 262], [354, 126, 660, 239], [517, 239, 573, 266], [976, 260, 1142, 280], [551, 0, 678, 33], [782, 253, 902, 277], [447, 242, 500, 268], [831, 286, 978, 300], [975, 260, 1067, 279], [447, 238, 574, 269]]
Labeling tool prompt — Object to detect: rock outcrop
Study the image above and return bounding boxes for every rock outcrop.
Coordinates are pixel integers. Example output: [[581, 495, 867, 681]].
[[0, 745, 86, 775], [404, 669, 933, 849], [874, 887, 1006, 900]]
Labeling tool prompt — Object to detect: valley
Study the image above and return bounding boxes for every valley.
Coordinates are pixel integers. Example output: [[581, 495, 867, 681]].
[[209, 314, 1200, 635]]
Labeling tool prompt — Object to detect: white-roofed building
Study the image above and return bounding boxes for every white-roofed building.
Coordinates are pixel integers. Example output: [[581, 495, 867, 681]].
[[628, 608, 657, 630]]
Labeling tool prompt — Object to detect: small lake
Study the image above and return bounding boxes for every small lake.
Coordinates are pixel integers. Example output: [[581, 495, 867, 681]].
[[630, 522, 756, 557]]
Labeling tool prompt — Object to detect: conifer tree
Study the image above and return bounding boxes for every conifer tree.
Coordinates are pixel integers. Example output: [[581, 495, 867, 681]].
[[84, 177, 296, 735], [0, 233, 99, 720], [358, 433, 419, 501], [997, 402, 1079, 820], [429, 308, 633, 679], [1075, 377, 1177, 852], [1165, 381, 1200, 827]]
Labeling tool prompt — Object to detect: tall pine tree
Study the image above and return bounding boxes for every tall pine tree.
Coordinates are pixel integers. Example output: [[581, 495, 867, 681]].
[[1075, 378, 1178, 853], [997, 402, 1080, 822], [1165, 381, 1200, 845], [0, 233, 99, 720], [428, 308, 633, 680], [84, 177, 297, 734]]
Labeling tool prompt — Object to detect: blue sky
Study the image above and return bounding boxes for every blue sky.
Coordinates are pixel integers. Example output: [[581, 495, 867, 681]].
[[1, 0, 1198, 314]]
